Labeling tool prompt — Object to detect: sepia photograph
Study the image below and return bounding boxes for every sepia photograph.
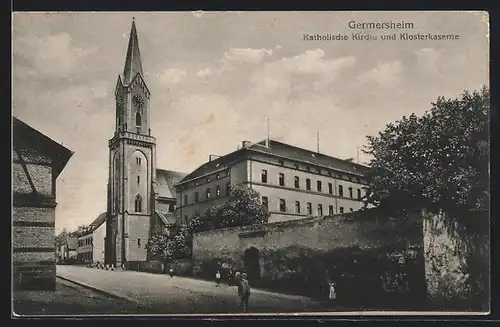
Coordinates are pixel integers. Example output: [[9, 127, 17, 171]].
[[12, 11, 490, 317]]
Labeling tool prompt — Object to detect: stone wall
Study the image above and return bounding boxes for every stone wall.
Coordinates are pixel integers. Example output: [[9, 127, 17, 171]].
[[192, 210, 425, 306], [423, 211, 490, 311], [193, 212, 421, 264]]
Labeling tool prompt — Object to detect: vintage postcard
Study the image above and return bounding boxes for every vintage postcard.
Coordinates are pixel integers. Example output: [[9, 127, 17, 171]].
[[12, 11, 490, 317]]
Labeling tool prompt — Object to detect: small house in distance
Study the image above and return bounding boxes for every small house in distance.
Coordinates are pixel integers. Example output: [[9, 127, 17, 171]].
[[77, 213, 107, 265], [12, 117, 73, 290]]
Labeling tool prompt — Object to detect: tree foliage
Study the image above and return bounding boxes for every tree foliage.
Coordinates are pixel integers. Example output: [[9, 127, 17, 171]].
[[364, 87, 489, 239], [146, 185, 269, 261]]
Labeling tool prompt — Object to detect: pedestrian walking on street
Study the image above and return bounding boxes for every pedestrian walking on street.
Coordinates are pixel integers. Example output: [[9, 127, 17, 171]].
[[329, 282, 337, 302], [235, 272, 251, 312], [216, 270, 221, 287], [169, 267, 174, 278]]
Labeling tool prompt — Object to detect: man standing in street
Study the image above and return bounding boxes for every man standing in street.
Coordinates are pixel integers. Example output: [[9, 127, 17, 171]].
[[235, 272, 251, 312]]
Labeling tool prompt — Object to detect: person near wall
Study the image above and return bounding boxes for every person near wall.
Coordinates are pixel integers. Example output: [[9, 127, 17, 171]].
[[216, 270, 221, 287], [235, 272, 251, 313], [169, 267, 174, 278]]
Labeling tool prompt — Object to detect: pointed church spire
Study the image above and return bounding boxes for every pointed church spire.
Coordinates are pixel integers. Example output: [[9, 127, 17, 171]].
[[123, 18, 144, 85]]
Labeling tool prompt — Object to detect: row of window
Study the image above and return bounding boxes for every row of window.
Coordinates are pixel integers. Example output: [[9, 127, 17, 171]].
[[183, 182, 231, 206], [78, 238, 93, 247], [261, 170, 363, 199], [274, 158, 365, 183], [262, 196, 353, 215], [180, 170, 231, 191]]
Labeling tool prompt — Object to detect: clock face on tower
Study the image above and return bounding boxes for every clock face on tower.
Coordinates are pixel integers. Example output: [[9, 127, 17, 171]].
[[132, 94, 144, 110]]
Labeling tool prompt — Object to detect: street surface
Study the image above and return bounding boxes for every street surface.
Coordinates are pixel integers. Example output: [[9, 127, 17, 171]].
[[56, 265, 329, 314], [13, 277, 149, 316]]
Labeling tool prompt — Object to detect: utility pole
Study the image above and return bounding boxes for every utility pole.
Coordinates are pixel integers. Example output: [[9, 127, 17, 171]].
[[317, 132, 320, 153]]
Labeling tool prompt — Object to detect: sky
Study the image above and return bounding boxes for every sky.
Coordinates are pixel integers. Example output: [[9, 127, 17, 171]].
[[12, 11, 489, 234]]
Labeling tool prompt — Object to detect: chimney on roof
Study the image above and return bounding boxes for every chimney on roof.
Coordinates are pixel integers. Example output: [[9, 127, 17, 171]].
[[242, 140, 252, 148]]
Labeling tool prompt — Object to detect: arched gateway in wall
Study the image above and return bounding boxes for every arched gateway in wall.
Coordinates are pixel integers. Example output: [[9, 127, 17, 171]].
[[243, 247, 261, 281]]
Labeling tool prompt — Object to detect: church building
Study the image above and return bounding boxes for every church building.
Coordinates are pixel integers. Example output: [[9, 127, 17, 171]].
[[104, 20, 186, 268]]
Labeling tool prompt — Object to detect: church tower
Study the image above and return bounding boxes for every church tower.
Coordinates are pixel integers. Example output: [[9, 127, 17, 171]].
[[105, 19, 157, 267]]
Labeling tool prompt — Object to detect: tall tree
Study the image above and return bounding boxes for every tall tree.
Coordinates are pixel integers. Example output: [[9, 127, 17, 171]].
[[363, 86, 490, 306]]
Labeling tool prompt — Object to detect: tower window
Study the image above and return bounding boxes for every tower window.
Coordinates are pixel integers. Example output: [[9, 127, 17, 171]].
[[136, 157, 141, 165], [135, 195, 142, 212], [262, 196, 268, 209], [261, 169, 268, 183], [295, 201, 301, 214], [137, 238, 141, 247], [216, 185, 221, 196], [294, 176, 300, 189], [135, 111, 142, 127], [279, 199, 286, 212], [278, 173, 285, 187], [339, 185, 344, 197]]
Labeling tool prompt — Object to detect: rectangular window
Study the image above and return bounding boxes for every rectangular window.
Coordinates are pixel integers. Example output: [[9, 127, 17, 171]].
[[349, 187, 353, 198], [295, 201, 301, 214], [328, 183, 333, 195], [307, 202, 312, 215], [136, 157, 141, 165], [329, 205, 334, 216], [318, 204, 323, 216], [168, 203, 175, 212], [279, 199, 286, 212], [294, 176, 300, 189], [306, 179, 311, 191], [261, 169, 268, 183], [262, 196, 268, 209], [184, 194, 188, 206], [216, 185, 221, 196], [206, 188, 211, 199], [357, 188, 362, 200], [137, 176, 140, 184], [339, 207, 344, 214], [317, 181, 322, 192], [339, 185, 344, 197], [278, 173, 285, 186], [194, 192, 199, 203]]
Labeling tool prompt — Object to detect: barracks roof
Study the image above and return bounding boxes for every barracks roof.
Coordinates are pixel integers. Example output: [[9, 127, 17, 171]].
[[179, 139, 370, 184]]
